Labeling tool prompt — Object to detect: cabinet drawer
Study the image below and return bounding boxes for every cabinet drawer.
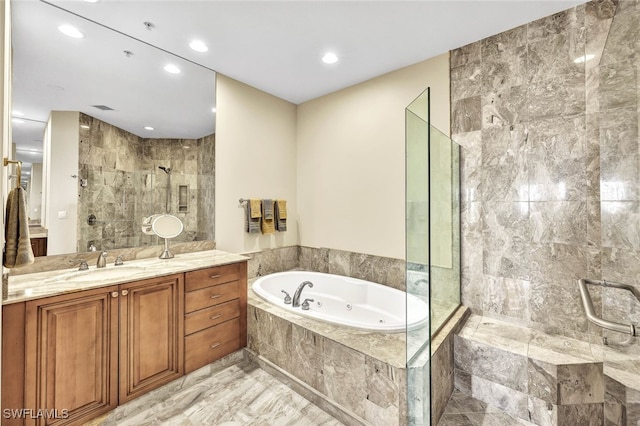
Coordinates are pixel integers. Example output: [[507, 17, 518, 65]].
[[185, 300, 240, 335], [185, 319, 240, 373], [185, 281, 239, 313], [185, 263, 241, 292]]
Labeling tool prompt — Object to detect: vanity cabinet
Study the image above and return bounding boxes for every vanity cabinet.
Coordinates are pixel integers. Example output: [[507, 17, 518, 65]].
[[184, 262, 247, 373], [29, 237, 47, 257], [18, 274, 184, 425], [118, 275, 184, 403], [2, 259, 247, 426], [24, 285, 120, 426]]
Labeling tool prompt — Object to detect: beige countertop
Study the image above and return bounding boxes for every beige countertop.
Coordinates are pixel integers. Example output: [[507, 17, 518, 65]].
[[5, 249, 249, 305], [28, 226, 48, 239]]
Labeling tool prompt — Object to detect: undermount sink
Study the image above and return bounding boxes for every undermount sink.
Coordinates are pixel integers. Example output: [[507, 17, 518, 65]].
[[44, 265, 149, 284]]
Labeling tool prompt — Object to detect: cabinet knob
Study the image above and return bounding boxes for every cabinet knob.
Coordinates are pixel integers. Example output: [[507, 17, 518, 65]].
[[111, 291, 119, 298], [122, 289, 129, 296]]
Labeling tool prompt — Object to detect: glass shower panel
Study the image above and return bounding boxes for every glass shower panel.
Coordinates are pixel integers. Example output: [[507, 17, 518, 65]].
[[429, 125, 460, 333], [406, 87, 461, 425], [406, 87, 431, 425]]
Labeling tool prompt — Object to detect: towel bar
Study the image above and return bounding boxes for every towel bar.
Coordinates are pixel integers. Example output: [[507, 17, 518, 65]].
[[578, 278, 639, 337]]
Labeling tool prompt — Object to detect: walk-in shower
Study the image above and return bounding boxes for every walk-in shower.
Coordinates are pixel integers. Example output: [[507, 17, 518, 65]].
[[405, 87, 461, 425]]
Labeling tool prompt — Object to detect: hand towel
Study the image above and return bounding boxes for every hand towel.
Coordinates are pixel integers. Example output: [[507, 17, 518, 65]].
[[249, 199, 262, 219], [274, 199, 287, 231], [261, 199, 275, 234], [245, 199, 261, 234], [4, 187, 35, 268]]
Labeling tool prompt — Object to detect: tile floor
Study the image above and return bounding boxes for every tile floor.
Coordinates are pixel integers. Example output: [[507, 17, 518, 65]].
[[94, 361, 344, 426], [92, 357, 529, 426]]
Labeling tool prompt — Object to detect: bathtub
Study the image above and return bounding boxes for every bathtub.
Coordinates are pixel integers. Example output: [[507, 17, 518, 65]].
[[251, 271, 429, 333]]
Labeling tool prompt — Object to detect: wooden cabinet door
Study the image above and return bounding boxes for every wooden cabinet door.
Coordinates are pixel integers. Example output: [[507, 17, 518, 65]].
[[118, 274, 184, 403], [24, 286, 119, 426]]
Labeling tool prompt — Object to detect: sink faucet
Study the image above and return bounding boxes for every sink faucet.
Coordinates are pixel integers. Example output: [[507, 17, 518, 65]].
[[97, 251, 107, 268], [292, 281, 313, 307]]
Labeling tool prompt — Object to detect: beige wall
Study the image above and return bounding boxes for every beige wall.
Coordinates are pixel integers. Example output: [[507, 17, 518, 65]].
[[215, 74, 298, 253], [296, 54, 450, 260], [45, 111, 79, 255]]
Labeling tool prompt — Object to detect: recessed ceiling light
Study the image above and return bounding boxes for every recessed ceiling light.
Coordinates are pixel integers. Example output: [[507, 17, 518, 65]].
[[84, 0, 100, 3], [574, 54, 595, 64], [58, 24, 84, 39], [144, 126, 154, 131], [322, 52, 339, 64], [12, 118, 24, 124], [189, 40, 208, 53], [164, 64, 181, 74], [80, 124, 90, 129], [13, 111, 24, 117]]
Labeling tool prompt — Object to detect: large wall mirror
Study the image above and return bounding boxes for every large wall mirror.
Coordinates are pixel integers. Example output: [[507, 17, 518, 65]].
[[11, 0, 216, 256]]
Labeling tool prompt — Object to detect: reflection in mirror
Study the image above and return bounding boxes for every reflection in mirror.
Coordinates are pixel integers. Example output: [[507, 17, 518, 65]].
[[152, 213, 184, 259], [11, 1, 216, 256]]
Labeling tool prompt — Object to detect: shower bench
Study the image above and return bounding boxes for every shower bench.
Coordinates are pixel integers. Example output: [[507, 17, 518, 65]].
[[454, 314, 639, 426]]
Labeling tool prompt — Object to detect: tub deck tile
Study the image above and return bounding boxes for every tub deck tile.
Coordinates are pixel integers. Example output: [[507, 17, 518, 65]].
[[249, 287, 407, 369]]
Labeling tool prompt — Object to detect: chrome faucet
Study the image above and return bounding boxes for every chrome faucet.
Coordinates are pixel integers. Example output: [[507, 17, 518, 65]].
[[97, 251, 107, 268], [292, 281, 313, 307]]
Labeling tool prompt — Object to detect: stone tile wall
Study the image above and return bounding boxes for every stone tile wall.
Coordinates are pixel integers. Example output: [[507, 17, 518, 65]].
[[452, 0, 635, 342], [451, 3, 640, 423], [77, 113, 214, 252], [298, 246, 406, 291]]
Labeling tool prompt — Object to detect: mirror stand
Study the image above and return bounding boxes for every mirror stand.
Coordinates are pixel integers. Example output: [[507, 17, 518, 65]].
[[159, 238, 175, 259]]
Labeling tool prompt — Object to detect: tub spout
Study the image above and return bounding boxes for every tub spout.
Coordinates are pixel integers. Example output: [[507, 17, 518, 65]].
[[292, 281, 313, 307]]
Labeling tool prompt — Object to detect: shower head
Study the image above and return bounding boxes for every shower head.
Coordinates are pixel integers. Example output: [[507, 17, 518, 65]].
[[158, 166, 171, 174]]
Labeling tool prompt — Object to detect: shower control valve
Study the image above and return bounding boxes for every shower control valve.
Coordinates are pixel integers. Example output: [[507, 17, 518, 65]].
[[301, 298, 315, 311], [281, 290, 292, 304]]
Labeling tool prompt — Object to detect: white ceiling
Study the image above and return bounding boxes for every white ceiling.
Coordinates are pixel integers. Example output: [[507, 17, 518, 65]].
[[11, 0, 587, 172]]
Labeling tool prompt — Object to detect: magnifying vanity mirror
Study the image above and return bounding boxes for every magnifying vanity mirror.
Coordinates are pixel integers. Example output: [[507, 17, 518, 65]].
[[151, 214, 184, 259], [11, 0, 216, 257]]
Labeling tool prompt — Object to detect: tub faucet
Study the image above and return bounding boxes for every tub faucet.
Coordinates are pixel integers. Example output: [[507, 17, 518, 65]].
[[292, 281, 313, 307]]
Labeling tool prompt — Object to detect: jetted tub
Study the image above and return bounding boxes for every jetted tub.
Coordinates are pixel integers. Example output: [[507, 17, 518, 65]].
[[252, 271, 429, 333]]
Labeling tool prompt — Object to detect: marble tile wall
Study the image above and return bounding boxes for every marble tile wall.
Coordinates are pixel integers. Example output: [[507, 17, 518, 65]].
[[196, 133, 215, 241], [452, 2, 640, 423], [452, 0, 629, 342], [298, 246, 406, 291], [77, 113, 214, 252]]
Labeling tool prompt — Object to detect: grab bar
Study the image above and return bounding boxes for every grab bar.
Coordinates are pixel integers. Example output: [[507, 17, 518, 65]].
[[578, 278, 639, 337]]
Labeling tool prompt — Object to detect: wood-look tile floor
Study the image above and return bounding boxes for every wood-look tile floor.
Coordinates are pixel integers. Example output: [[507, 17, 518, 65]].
[[437, 391, 536, 426], [93, 362, 344, 426]]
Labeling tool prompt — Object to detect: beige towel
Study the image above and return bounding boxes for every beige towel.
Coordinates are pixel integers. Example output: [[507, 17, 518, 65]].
[[249, 199, 262, 219], [4, 187, 35, 268]]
